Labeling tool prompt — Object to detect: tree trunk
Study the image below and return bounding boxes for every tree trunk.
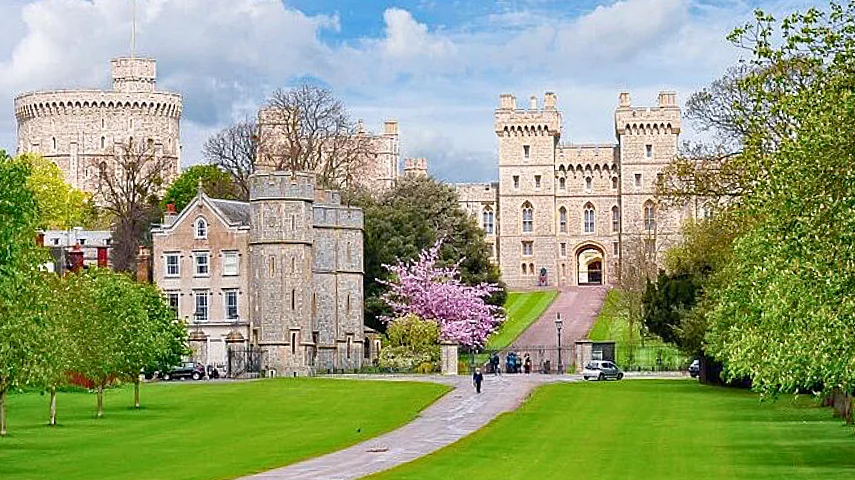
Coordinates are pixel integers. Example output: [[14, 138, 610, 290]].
[[96, 384, 104, 418], [1, 387, 7, 436], [134, 378, 140, 409], [49, 386, 57, 426]]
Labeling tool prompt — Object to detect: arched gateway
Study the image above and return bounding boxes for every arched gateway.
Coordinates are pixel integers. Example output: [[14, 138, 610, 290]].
[[576, 244, 605, 286]]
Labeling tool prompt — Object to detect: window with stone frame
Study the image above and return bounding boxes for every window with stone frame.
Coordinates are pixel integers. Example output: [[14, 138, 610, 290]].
[[560, 242, 567, 257], [224, 289, 239, 320], [559, 207, 567, 233], [166, 291, 179, 318], [482, 207, 495, 234], [513, 175, 520, 189], [612, 176, 618, 190], [522, 202, 534, 233], [222, 251, 239, 276], [195, 218, 208, 239], [644, 201, 656, 231], [523, 145, 530, 159], [194, 251, 210, 277], [535, 175, 541, 189], [194, 290, 209, 322], [646, 144, 653, 158], [644, 238, 656, 256], [634, 173, 642, 188], [165, 252, 180, 277], [583, 203, 595, 234], [522, 241, 534, 257], [612, 206, 620, 233], [585, 176, 593, 193], [613, 241, 619, 256], [559, 177, 566, 190]]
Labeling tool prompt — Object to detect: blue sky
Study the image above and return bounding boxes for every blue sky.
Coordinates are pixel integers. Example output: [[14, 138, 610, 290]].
[[0, 0, 825, 182]]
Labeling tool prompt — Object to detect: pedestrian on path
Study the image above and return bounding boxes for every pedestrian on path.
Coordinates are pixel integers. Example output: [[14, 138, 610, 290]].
[[490, 353, 501, 376], [473, 368, 484, 394]]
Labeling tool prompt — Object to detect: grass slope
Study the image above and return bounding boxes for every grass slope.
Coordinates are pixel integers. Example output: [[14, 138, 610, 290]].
[[588, 288, 625, 341], [0, 378, 448, 480], [369, 380, 855, 480], [487, 290, 558, 350]]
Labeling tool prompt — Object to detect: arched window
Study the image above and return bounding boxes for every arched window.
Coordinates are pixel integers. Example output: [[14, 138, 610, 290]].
[[559, 207, 567, 233], [100, 136, 105, 149], [522, 263, 527, 275], [644, 201, 656, 231], [195, 218, 208, 239], [612, 177, 618, 190], [291, 288, 296, 310], [482, 207, 495, 234], [584, 203, 595, 233], [522, 202, 533, 233], [585, 177, 593, 192], [291, 256, 296, 273], [559, 177, 566, 190], [612, 206, 620, 232], [347, 242, 353, 263]]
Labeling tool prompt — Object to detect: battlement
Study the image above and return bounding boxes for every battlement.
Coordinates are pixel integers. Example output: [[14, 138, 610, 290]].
[[383, 119, 399, 136], [495, 92, 561, 136], [313, 205, 363, 230], [614, 91, 681, 137], [403, 157, 428, 177], [248, 171, 316, 202], [111, 58, 156, 93]]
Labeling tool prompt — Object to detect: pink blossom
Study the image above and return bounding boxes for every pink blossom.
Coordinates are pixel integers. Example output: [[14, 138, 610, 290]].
[[381, 240, 504, 348]]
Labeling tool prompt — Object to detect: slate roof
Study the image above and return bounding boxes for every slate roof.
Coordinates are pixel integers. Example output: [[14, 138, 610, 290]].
[[209, 198, 250, 227]]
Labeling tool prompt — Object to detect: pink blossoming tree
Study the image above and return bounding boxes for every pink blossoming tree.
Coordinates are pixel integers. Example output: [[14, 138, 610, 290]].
[[382, 240, 504, 348]]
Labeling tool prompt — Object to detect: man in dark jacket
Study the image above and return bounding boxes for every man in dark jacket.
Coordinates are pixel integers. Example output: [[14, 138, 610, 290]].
[[473, 368, 484, 394]]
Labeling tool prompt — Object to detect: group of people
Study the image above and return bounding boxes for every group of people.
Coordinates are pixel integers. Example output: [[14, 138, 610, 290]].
[[473, 352, 534, 394]]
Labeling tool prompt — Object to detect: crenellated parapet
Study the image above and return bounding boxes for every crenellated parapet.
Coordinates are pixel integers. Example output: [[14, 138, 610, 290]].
[[614, 91, 681, 137], [14, 90, 183, 121]]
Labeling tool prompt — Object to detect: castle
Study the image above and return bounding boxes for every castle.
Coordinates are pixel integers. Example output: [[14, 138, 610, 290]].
[[13, 57, 182, 196], [454, 91, 693, 289], [151, 171, 367, 376]]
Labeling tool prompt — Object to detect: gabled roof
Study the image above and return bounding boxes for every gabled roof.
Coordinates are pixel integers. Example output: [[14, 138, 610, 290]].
[[209, 198, 250, 227], [153, 190, 250, 235]]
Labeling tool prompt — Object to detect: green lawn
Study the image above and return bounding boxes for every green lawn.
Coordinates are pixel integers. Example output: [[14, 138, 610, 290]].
[[0, 378, 448, 480], [487, 290, 558, 350], [369, 380, 855, 480]]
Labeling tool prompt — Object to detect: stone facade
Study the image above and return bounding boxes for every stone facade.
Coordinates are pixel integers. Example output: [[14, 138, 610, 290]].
[[456, 91, 693, 289], [14, 57, 182, 196], [151, 173, 367, 376]]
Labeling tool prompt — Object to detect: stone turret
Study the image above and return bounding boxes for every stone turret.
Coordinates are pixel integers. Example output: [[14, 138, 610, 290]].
[[403, 157, 428, 177]]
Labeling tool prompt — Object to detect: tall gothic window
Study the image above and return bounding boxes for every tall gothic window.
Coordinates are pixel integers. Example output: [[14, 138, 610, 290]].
[[482, 207, 495, 234], [584, 203, 595, 233], [612, 206, 620, 232], [559, 207, 567, 233], [521, 202, 533, 233], [644, 201, 656, 231]]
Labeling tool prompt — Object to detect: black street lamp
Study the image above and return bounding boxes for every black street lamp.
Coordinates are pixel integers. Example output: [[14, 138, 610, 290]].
[[469, 318, 478, 373], [555, 313, 564, 374]]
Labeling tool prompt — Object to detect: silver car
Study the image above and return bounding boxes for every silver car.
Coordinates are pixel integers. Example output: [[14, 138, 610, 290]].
[[582, 360, 624, 381]]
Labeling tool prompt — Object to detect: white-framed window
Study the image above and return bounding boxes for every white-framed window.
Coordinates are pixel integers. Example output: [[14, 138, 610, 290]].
[[482, 207, 495, 234], [194, 251, 210, 277], [513, 175, 520, 189], [165, 253, 180, 277], [521, 202, 534, 233], [634, 173, 642, 188], [166, 291, 179, 318], [223, 251, 239, 276], [195, 218, 208, 239], [534, 175, 541, 189], [646, 144, 653, 158], [612, 206, 620, 233], [523, 145, 530, 159], [522, 241, 533, 257], [559, 207, 567, 233], [644, 201, 656, 231], [194, 290, 209, 322], [224, 289, 239, 320], [584, 204, 595, 234]]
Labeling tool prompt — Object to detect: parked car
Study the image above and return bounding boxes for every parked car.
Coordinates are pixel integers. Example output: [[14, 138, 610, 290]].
[[161, 362, 205, 381], [582, 360, 624, 381], [688, 359, 700, 378]]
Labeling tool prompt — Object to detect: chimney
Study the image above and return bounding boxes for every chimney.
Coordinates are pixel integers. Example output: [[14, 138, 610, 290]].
[[529, 95, 538, 111], [619, 92, 631, 108], [544, 92, 557, 110], [383, 120, 399, 135], [658, 91, 676, 107], [36, 232, 45, 247], [136, 246, 152, 283], [97, 246, 109, 268], [69, 244, 84, 273], [163, 203, 178, 227], [499, 94, 516, 110], [403, 158, 428, 177]]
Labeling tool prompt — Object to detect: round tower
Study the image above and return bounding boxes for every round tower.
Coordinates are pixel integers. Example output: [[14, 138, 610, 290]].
[[248, 171, 316, 376]]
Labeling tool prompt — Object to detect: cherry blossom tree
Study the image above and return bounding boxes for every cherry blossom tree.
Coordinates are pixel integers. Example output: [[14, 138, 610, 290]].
[[382, 240, 503, 348]]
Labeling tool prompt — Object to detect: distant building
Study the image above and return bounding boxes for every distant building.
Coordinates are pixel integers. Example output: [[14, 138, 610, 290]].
[[152, 173, 370, 376], [41, 229, 112, 273]]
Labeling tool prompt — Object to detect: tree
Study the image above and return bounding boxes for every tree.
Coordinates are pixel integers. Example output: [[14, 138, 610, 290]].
[[162, 164, 241, 212], [94, 140, 171, 273], [347, 175, 506, 331], [258, 83, 374, 190], [203, 118, 258, 200], [378, 314, 441, 372], [382, 240, 503, 348], [13, 153, 94, 230], [0, 152, 50, 435]]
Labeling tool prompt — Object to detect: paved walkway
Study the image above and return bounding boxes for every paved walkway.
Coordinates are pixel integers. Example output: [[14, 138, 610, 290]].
[[512, 286, 608, 348], [241, 374, 565, 480]]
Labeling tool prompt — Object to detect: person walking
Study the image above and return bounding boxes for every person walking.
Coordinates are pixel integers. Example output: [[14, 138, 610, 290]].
[[524, 353, 532, 374], [473, 368, 484, 394]]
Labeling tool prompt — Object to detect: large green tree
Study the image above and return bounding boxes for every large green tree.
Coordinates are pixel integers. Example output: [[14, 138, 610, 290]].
[[347, 175, 505, 331], [162, 164, 241, 212], [13, 153, 95, 230]]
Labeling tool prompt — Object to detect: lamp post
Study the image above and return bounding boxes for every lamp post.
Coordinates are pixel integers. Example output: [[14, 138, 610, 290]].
[[468, 318, 478, 373], [555, 313, 564, 374]]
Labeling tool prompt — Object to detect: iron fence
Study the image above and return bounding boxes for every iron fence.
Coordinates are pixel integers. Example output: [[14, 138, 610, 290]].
[[226, 345, 265, 378], [459, 345, 575, 375]]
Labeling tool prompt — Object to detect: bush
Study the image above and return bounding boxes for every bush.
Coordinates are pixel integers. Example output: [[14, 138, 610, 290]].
[[378, 314, 440, 371]]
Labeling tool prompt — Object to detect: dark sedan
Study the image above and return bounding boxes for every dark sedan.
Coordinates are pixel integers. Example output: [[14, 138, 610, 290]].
[[161, 362, 205, 381]]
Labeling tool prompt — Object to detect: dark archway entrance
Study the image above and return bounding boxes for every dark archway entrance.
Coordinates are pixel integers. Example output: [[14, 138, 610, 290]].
[[577, 245, 605, 286]]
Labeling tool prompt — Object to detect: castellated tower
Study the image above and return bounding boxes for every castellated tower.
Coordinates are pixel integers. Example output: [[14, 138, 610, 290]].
[[248, 171, 365, 376], [496, 93, 561, 288], [14, 57, 182, 196], [614, 91, 683, 259]]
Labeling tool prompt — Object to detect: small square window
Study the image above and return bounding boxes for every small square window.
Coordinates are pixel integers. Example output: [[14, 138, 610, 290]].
[[513, 175, 520, 189], [522, 241, 533, 256], [534, 175, 541, 189], [634, 173, 642, 188], [523, 145, 530, 159], [646, 144, 653, 158]]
